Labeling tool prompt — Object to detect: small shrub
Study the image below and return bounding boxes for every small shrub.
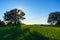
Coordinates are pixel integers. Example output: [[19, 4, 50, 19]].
[[0, 20, 5, 27]]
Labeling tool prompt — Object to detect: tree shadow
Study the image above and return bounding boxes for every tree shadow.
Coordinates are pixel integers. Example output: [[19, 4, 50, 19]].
[[0, 24, 57, 40], [23, 31, 49, 40], [22, 28, 57, 40], [0, 24, 23, 40]]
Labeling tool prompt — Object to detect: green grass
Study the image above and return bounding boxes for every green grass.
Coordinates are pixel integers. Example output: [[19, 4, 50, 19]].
[[21, 25, 60, 40], [0, 25, 60, 40]]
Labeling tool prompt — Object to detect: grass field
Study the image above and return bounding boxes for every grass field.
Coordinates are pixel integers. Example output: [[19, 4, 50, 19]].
[[0, 25, 60, 40]]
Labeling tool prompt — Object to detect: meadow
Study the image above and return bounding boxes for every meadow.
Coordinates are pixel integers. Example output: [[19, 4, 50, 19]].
[[0, 25, 60, 40]]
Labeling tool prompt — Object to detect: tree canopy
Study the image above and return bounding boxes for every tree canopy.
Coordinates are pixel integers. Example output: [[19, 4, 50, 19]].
[[3, 8, 25, 25], [47, 12, 60, 25]]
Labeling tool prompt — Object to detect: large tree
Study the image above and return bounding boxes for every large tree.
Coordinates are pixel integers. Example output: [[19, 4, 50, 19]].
[[47, 12, 60, 25], [3, 9, 25, 25]]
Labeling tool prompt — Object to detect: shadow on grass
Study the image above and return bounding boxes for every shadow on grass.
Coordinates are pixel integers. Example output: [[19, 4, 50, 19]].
[[22, 28, 49, 40], [22, 27, 57, 40], [0, 24, 58, 40], [0, 24, 23, 40], [23, 31, 49, 40]]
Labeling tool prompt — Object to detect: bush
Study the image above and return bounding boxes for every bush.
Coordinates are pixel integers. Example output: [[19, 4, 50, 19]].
[[0, 20, 5, 27]]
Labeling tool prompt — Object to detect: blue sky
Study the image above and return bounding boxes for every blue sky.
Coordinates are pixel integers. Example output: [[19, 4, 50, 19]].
[[0, 0, 60, 24]]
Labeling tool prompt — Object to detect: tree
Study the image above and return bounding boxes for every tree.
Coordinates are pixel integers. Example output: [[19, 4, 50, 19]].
[[3, 8, 25, 25], [47, 12, 60, 25]]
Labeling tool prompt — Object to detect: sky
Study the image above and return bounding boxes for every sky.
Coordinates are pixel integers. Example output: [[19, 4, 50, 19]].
[[0, 0, 60, 25]]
